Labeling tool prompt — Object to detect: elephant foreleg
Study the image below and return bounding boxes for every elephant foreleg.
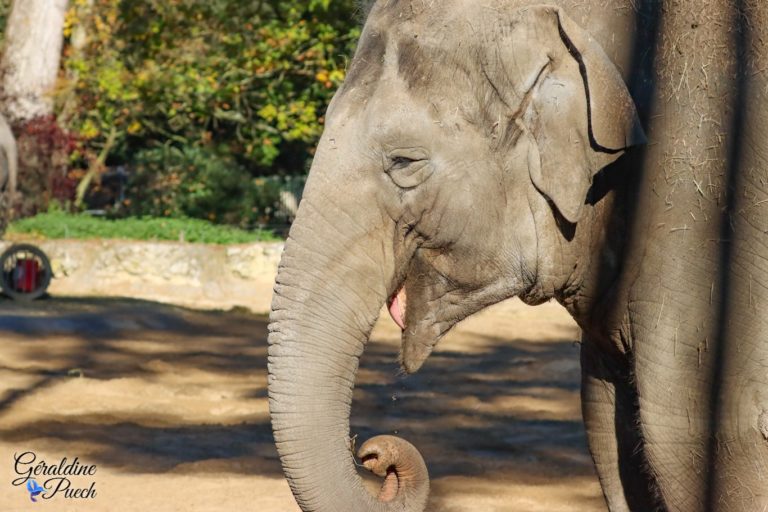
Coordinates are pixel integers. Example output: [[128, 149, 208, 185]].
[[581, 338, 661, 512], [634, 330, 768, 512]]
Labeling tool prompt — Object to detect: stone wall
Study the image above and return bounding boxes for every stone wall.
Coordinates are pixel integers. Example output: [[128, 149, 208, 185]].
[[0, 240, 284, 313]]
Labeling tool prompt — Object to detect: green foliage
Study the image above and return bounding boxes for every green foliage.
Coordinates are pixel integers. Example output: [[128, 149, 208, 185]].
[[61, 0, 362, 173], [7, 210, 278, 244], [0, 0, 11, 39], [0, 0, 361, 229], [126, 145, 291, 227]]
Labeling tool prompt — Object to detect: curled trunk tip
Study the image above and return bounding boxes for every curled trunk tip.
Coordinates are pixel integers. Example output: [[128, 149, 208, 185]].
[[358, 435, 430, 509]]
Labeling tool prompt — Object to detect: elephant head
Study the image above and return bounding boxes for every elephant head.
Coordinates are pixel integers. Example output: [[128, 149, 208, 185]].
[[268, 2, 643, 511]]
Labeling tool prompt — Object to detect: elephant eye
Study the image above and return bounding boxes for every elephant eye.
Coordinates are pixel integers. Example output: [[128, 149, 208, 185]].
[[384, 149, 433, 189], [385, 148, 428, 172], [390, 156, 420, 170]]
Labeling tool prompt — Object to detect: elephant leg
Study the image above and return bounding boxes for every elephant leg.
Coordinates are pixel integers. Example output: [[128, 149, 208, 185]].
[[581, 338, 662, 512], [634, 329, 768, 512]]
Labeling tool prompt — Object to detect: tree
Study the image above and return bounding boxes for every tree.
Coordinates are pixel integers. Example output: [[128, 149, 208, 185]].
[[63, 0, 361, 173], [0, 0, 69, 123], [59, 0, 361, 226]]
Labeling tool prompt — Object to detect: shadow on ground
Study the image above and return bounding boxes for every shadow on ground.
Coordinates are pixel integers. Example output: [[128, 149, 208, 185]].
[[0, 296, 602, 510]]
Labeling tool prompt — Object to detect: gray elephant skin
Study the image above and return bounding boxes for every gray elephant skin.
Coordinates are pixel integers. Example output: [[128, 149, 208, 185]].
[[268, 1, 768, 511], [0, 112, 17, 195], [0, 111, 18, 232]]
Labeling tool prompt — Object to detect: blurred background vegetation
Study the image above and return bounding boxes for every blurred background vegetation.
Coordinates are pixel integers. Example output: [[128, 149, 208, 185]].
[[0, 0, 365, 238]]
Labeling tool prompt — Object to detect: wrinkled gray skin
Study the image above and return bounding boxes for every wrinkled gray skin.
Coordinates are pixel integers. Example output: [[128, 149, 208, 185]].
[[0, 112, 17, 195], [268, 1, 768, 511], [0, 111, 18, 233]]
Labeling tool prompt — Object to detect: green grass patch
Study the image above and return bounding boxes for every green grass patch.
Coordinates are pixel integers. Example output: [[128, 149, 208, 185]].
[[7, 212, 280, 244]]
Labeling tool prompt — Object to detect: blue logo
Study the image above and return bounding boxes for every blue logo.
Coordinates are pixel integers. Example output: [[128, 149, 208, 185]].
[[26, 479, 44, 502], [12, 452, 97, 502]]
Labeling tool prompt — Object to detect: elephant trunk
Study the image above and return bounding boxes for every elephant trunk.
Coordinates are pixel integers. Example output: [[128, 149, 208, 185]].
[[268, 198, 429, 512]]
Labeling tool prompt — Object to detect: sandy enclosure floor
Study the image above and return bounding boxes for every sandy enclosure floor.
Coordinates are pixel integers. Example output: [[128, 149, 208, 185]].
[[0, 297, 607, 511]]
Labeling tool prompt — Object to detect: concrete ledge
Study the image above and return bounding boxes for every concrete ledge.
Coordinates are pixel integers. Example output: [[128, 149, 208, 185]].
[[0, 239, 284, 313]]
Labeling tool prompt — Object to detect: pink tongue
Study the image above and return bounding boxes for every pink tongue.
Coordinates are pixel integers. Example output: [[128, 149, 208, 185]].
[[387, 287, 407, 330]]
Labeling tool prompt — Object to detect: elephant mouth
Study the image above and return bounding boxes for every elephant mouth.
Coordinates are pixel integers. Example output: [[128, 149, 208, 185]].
[[386, 256, 475, 374], [387, 273, 447, 374], [387, 286, 408, 330], [386, 259, 514, 374]]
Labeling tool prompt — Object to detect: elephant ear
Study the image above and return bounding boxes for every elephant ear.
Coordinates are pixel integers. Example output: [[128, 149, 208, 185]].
[[484, 5, 645, 223]]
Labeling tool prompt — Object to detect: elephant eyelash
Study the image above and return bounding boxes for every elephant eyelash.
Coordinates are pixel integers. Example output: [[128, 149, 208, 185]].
[[390, 156, 421, 170]]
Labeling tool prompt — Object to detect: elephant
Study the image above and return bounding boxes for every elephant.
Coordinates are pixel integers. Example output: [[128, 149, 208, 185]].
[[0, 112, 17, 196], [267, 1, 768, 511], [0, 111, 18, 233]]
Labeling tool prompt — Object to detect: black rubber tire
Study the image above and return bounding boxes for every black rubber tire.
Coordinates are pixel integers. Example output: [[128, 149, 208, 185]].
[[0, 243, 52, 301]]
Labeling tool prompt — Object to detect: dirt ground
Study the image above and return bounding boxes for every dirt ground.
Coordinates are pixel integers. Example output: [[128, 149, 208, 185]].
[[0, 296, 607, 511]]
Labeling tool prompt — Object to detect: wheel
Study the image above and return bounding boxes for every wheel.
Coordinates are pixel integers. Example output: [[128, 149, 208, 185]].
[[0, 243, 52, 301]]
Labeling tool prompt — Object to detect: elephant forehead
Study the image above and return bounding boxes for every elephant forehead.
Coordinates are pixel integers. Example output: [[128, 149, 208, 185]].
[[395, 34, 472, 93], [345, 32, 470, 110], [340, 29, 388, 99], [361, 81, 465, 143], [335, 2, 478, 123], [368, 0, 449, 21]]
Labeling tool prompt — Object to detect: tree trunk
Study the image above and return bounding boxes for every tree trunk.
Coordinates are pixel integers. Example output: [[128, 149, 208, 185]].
[[0, 0, 69, 123]]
